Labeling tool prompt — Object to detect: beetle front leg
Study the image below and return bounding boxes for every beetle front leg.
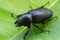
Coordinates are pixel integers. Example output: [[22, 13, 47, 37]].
[[24, 26, 30, 40], [11, 13, 16, 19]]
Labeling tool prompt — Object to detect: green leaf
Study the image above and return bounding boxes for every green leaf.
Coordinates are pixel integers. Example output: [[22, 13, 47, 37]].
[[0, 0, 60, 40]]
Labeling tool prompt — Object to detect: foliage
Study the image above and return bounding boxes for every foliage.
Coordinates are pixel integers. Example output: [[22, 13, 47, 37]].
[[0, 0, 60, 40]]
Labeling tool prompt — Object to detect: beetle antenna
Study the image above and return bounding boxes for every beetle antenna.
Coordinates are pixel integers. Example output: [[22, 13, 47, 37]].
[[29, 5, 33, 10], [41, 2, 49, 8], [11, 13, 16, 19]]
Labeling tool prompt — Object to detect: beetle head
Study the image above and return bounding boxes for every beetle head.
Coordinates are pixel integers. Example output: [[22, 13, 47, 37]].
[[14, 19, 23, 27]]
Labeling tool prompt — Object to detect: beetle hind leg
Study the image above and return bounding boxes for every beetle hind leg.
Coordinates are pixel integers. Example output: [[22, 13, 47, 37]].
[[40, 2, 49, 8], [40, 29, 50, 34], [45, 16, 58, 24]]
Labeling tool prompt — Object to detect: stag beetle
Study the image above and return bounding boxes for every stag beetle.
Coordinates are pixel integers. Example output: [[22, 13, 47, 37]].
[[11, 2, 58, 40]]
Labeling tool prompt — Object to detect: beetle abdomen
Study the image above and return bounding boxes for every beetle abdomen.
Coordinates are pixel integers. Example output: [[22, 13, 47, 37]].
[[31, 8, 53, 23]]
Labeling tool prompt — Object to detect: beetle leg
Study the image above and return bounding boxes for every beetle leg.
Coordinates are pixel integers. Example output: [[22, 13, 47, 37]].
[[48, 16, 58, 21], [24, 26, 30, 40], [16, 14, 24, 18], [33, 23, 42, 30], [40, 2, 49, 8], [29, 5, 33, 10], [11, 13, 16, 19], [45, 16, 58, 24], [33, 23, 50, 33]]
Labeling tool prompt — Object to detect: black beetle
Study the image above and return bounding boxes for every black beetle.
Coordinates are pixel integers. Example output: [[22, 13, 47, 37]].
[[11, 2, 58, 40]]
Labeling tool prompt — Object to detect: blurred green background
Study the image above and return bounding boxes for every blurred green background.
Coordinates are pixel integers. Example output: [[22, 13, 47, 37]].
[[0, 0, 60, 40]]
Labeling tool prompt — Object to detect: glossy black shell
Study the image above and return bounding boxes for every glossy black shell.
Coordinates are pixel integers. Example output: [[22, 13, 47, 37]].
[[29, 8, 52, 23]]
